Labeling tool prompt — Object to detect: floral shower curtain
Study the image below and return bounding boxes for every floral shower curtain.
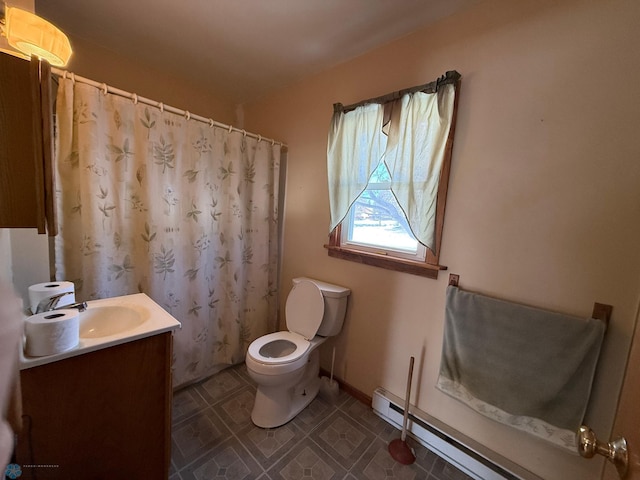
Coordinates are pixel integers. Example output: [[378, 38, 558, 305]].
[[54, 78, 282, 388]]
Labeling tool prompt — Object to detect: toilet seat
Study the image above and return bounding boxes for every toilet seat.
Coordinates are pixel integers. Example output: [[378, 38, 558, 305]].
[[246, 279, 325, 377], [248, 331, 310, 365], [285, 279, 325, 340]]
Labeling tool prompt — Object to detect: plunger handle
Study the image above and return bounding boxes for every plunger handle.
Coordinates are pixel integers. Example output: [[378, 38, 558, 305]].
[[401, 356, 414, 442]]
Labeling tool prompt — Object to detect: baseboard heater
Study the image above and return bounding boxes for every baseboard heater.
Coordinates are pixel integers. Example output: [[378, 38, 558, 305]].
[[372, 387, 542, 480]]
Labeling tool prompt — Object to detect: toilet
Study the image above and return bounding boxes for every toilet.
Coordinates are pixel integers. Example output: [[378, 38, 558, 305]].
[[245, 277, 350, 428]]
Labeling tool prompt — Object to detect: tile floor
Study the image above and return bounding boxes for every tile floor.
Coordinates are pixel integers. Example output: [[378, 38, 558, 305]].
[[170, 363, 474, 480]]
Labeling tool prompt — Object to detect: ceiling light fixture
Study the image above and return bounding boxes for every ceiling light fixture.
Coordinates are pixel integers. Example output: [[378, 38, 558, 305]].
[[0, 3, 72, 67]]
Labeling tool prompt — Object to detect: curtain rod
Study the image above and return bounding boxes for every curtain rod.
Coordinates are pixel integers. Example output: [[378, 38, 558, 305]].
[[334, 70, 461, 114], [50, 67, 288, 149]]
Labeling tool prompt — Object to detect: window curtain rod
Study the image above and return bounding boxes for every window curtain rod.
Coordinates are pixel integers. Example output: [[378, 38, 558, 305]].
[[50, 67, 288, 149], [334, 70, 460, 114]]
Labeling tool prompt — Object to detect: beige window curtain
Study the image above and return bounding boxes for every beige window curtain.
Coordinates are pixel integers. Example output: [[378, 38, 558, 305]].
[[385, 83, 456, 250], [327, 102, 385, 233], [327, 73, 458, 251]]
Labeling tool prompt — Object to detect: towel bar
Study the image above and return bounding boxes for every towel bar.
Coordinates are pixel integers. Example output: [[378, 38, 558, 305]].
[[447, 273, 611, 325], [592, 303, 612, 325]]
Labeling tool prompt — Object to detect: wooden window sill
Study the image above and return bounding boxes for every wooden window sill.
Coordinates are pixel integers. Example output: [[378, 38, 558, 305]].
[[324, 245, 447, 279]]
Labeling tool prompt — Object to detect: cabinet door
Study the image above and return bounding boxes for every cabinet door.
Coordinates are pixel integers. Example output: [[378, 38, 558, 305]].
[[17, 333, 173, 479], [0, 53, 48, 233]]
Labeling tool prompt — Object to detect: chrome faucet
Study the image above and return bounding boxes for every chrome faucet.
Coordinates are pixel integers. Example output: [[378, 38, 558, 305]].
[[34, 292, 88, 314]]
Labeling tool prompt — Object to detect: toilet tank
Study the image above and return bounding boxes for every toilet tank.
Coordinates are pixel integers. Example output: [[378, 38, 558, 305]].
[[292, 277, 350, 337]]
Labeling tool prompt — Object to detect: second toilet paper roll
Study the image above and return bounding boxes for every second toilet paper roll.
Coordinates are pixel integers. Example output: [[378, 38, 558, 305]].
[[25, 309, 80, 357], [28, 281, 75, 314]]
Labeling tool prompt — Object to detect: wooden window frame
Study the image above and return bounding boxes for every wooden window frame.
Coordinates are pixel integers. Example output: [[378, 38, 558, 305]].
[[324, 77, 460, 279]]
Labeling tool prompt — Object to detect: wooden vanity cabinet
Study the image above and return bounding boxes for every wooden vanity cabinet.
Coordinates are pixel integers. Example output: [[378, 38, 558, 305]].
[[0, 52, 56, 234], [17, 332, 173, 479]]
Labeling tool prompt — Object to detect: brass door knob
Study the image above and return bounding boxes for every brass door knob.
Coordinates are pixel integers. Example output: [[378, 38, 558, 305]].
[[577, 426, 628, 478]]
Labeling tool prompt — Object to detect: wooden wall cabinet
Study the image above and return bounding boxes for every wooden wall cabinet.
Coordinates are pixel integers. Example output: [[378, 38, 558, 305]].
[[0, 52, 56, 235], [17, 332, 173, 479]]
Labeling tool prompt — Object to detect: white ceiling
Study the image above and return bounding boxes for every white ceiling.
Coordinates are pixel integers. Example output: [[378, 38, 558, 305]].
[[35, 0, 479, 104]]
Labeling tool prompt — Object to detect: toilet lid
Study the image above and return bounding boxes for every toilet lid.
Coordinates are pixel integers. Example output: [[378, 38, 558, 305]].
[[248, 331, 310, 365], [285, 279, 324, 340]]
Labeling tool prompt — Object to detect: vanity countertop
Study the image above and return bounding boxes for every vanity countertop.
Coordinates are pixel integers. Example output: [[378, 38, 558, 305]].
[[20, 293, 181, 370]]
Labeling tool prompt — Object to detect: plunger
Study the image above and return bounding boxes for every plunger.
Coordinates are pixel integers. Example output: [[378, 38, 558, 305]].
[[388, 356, 416, 465]]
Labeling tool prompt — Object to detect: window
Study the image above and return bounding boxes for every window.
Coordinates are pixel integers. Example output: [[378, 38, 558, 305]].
[[325, 71, 460, 279], [341, 162, 427, 262]]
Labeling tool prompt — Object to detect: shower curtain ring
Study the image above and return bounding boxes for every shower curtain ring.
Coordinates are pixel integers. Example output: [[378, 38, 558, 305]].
[[159, 102, 164, 113], [257, 135, 262, 143], [132, 93, 138, 105], [185, 111, 191, 121], [70, 72, 76, 84], [209, 118, 215, 128], [100, 83, 108, 95], [63, 71, 68, 80], [228, 124, 233, 134], [271, 139, 275, 146], [242, 129, 246, 138]]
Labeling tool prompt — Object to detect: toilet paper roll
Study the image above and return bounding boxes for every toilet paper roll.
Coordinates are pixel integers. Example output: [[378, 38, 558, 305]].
[[28, 281, 75, 314], [24, 309, 80, 357]]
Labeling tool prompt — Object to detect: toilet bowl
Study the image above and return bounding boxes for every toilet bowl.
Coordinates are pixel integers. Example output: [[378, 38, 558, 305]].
[[246, 277, 350, 428]]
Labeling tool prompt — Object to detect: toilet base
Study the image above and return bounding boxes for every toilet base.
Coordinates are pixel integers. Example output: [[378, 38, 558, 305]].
[[250, 350, 321, 428]]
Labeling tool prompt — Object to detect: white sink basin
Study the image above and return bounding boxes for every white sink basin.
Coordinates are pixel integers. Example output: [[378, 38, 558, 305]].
[[79, 305, 147, 338], [21, 293, 181, 369]]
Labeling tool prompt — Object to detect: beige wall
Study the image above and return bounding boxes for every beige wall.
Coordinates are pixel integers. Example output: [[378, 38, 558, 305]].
[[8, 231, 50, 306], [244, 0, 640, 478]]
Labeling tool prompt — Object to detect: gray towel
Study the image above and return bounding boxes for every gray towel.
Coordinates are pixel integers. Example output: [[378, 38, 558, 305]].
[[437, 286, 605, 450]]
